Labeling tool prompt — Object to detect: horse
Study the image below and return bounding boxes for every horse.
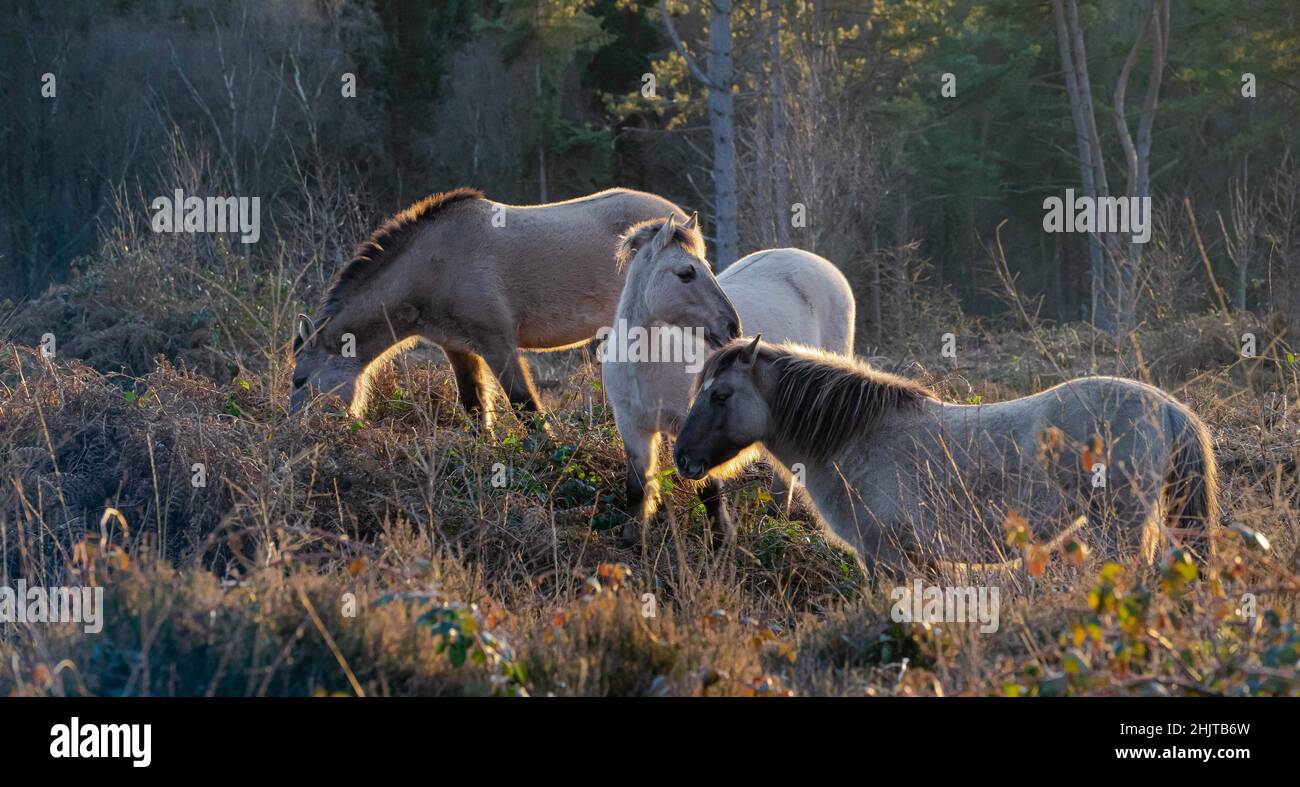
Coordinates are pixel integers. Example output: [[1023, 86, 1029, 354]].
[[289, 187, 686, 427], [673, 337, 1218, 575], [602, 215, 855, 548]]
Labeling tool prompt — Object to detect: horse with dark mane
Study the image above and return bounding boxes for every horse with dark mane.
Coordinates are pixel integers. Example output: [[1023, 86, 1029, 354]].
[[674, 337, 1218, 574], [289, 187, 685, 426], [603, 214, 855, 548]]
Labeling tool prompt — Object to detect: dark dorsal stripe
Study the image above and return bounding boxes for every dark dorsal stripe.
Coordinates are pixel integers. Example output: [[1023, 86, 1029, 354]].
[[322, 187, 485, 316]]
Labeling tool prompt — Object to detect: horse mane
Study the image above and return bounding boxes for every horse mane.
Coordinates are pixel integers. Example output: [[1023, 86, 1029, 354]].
[[615, 217, 707, 272], [697, 340, 937, 462], [322, 187, 485, 316]]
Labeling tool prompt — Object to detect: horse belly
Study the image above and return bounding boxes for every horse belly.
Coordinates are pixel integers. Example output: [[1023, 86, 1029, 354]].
[[517, 285, 621, 349], [501, 228, 627, 349]]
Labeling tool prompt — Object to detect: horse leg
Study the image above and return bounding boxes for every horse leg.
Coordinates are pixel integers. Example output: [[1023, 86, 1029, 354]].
[[479, 340, 545, 420], [445, 349, 492, 428], [699, 476, 735, 549], [621, 428, 660, 548]]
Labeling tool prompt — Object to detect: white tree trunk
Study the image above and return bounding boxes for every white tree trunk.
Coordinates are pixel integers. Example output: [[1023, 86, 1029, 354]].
[[1053, 0, 1111, 332], [707, 0, 739, 268], [769, 0, 790, 248], [659, 0, 739, 268]]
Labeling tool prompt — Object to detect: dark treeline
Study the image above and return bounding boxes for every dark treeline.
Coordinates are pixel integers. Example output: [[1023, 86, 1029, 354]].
[[2, 0, 1297, 342]]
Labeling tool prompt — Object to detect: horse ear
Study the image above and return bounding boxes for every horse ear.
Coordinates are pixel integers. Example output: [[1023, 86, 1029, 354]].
[[736, 334, 762, 369], [682, 212, 698, 230], [652, 215, 677, 253]]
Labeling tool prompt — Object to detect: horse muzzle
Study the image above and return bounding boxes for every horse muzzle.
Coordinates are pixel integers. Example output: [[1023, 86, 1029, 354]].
[[705, 318, 741, 349], [673, 450, 710, 481]]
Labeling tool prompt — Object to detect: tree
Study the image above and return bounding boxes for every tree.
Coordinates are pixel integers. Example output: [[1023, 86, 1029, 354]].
[[1052, 0, 1171, 333], [659, 0, 739, 269], [767, 0, 790, 248], [1106, 0, 1170, 332], [493, 0, 612, 201]]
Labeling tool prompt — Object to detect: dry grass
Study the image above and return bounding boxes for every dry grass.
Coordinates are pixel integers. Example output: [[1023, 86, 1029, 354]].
[[1, 137, 1296, 696], [1, 304, 1298, 696]]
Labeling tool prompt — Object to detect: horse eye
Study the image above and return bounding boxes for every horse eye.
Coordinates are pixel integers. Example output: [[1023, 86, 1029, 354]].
[[676, 268, 696, 283], [711, 390, 730, 404]]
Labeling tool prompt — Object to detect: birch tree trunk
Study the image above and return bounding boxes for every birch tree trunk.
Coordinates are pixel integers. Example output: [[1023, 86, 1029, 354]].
[[660, 0, 739, 268], [1052, 0, 1111, 332], [535, 58, 547, 203], [1054, 0, 1169, 333], [769, 0, 790, 247], [706, 0, 739, 268], [1112, 0, 1170, 332], [896, 171, 910, 305]]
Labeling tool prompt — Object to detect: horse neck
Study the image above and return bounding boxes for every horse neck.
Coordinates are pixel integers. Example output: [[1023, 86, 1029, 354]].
[[326, 285, 415, 366], [614, 259, 654, 328], [753, 355, 908, 475], [608, 254, 706, 429], [761, 426, 839, 487], [751, 358, 816, 473]]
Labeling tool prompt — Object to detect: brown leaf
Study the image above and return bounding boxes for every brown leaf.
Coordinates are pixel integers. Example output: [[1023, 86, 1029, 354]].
[[1026, 545, 1049, 578]]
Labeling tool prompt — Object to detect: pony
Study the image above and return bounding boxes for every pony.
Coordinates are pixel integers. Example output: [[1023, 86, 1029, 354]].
[[289, 187, 686, 426], [674, 337, 1218, 574], [603, 216, 855, 547]]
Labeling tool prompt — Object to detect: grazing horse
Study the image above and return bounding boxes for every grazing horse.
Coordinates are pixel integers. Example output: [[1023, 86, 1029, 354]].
[[289, 187, 685, 426], [603, 216, 855, 547], [674, 337, 1218, 574]]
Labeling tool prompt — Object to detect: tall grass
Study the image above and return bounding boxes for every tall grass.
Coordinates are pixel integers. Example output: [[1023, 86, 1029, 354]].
[[1, 141, 1297, 697]]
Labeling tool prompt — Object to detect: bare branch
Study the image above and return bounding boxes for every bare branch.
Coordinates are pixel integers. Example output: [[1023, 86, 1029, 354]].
[[658, 0, 720, 91]]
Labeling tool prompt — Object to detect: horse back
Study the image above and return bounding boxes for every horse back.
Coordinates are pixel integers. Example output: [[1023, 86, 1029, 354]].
[[719, 248, 855, 354], [460, 189, 685, 348]]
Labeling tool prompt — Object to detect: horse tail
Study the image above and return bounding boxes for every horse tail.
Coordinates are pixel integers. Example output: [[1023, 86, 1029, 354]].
[[1164, 401, 1219, 563]]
